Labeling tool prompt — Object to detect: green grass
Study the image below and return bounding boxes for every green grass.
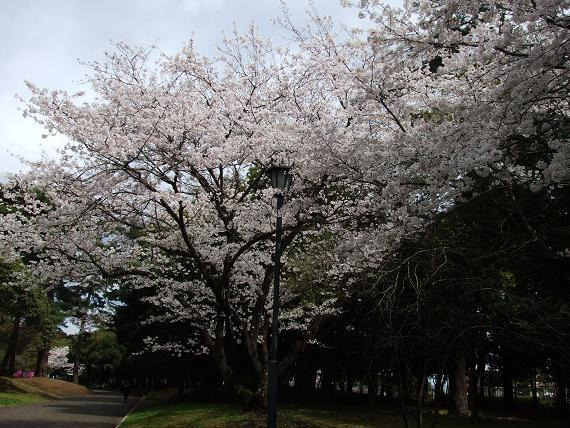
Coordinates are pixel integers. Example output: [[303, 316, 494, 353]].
[[0, 377, 47, 407], [121, 395, 569, 428], [122, 401, 264, 428], [0, 391, 46, 407]]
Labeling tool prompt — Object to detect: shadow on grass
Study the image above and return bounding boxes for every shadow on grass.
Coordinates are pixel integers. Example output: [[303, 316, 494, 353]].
[[121, 391, 569, 428]]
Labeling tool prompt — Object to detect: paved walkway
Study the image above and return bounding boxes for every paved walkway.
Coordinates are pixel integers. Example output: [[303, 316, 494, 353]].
[[0, 391, 140, 427]]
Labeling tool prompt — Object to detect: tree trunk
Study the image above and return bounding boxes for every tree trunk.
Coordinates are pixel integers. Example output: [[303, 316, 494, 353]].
[[468, 362, 480, 423], [398, 368, 410, 428], [384, 370, 394, 400], [205, 316, 268, 410], [34, 347, 50, 377], [430, 370, 444, 428], [555, 376, 567, 410], [530, 370, 538, 409], [1, 315, 21, 376], [72, 347, 81, 384], [346, 371, 354, 395], [295, 351, 309, 403], [177, 356, 185, 400], [178, 375, 185, 400], [396, 356, 410, 428], [86, 364, 92, 388], [72, 321, 86, 384], [307, 362, 317, 399], [368, 361, 379, 403], [502, 363, 514, 408], [449, 351, 468, 417], [416, 358, 427, 428], [379, 378, 385, 400], [479, 370, 485, 401]]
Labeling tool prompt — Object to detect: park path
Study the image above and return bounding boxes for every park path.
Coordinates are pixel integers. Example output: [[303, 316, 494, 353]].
[[0, 391, 140, 427]]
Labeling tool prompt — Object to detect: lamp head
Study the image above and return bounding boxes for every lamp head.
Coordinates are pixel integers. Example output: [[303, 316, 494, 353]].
[[266, 165, 292, 192]]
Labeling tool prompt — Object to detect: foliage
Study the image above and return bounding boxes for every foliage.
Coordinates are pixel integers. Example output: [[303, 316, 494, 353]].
[[80, 330, 125, 386]]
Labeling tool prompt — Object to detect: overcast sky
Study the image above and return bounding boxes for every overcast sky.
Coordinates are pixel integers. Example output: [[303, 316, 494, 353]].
[[0, 0, 401, 176]]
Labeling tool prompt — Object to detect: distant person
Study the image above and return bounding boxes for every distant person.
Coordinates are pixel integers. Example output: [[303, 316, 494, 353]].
[[120, 379, 130, 403]]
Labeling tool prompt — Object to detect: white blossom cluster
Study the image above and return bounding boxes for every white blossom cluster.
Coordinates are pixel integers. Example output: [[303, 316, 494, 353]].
[[47, 346, 78, 376]]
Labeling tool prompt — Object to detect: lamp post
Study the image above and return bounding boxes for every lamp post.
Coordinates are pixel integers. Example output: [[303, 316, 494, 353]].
[[266, 165, 291, 428]]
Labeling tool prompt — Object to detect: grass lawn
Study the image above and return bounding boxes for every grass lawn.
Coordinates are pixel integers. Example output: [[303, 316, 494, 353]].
[[0, 376, 89, 407], [122, 392, 569, 428], [0, 391, 46, 407]]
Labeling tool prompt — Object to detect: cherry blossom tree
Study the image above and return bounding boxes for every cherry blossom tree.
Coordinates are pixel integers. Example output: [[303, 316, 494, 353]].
[[48, 346, 76, 377], [12, 30, 355, 406], [2, 0, 567, 409]]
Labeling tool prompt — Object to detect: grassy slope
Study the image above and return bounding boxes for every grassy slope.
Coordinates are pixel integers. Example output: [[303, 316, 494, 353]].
[[122, 393, 568, 428], [0, 391, 46, 407], [0, 376, 89, 407]]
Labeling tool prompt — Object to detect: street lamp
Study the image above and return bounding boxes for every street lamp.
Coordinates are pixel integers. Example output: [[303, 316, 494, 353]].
[[266, 165, 291, 428]]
